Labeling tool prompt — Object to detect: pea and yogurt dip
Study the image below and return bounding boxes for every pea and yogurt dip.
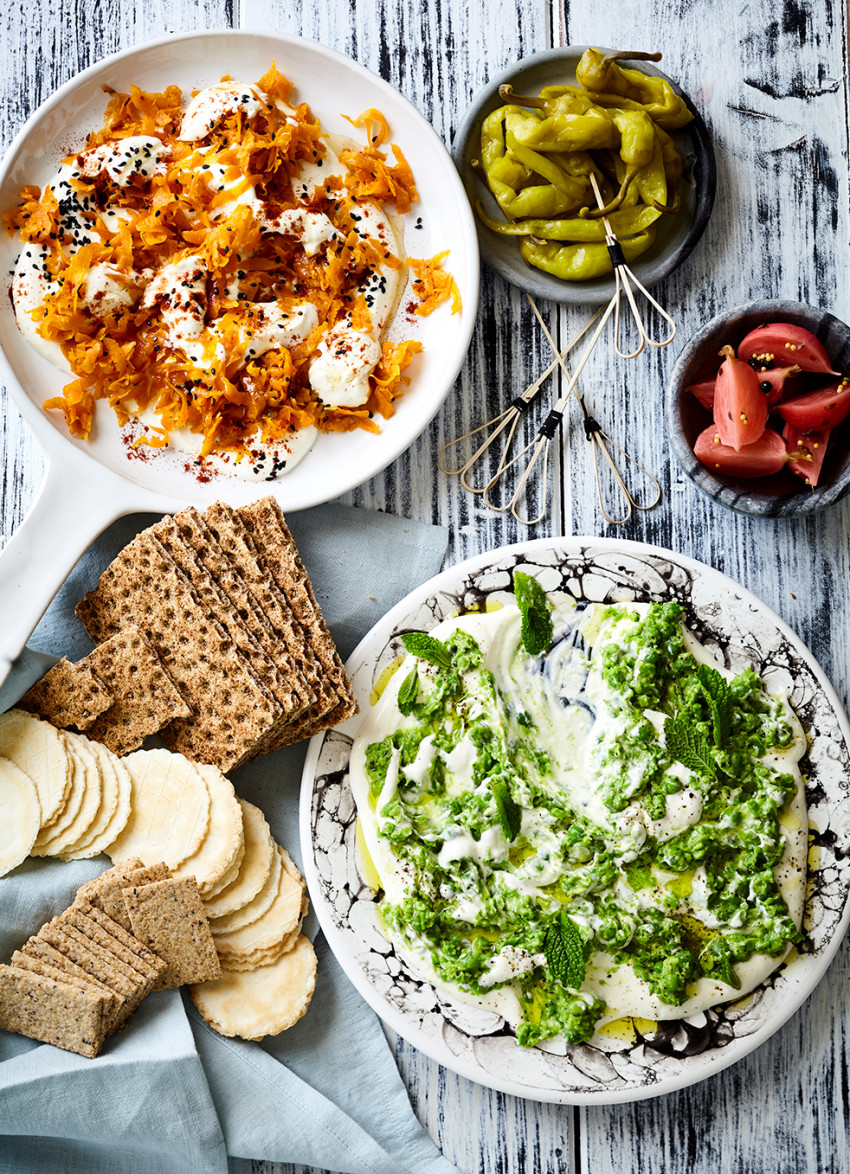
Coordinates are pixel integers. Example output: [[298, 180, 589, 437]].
[[349, 581, 808, 1047]]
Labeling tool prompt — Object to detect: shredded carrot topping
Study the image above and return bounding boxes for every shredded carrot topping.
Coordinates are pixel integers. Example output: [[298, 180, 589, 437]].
[[408, 251, 462, 317], [5, 65, 456, 468]]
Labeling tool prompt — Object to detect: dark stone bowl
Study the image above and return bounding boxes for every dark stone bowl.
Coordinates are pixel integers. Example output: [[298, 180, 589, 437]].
[[665, 300, 850, 517], [451, 46, 716, 306]]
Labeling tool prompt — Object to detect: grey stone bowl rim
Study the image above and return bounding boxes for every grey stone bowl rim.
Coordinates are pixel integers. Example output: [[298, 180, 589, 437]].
[[451, 46, 717, 306], [665, 299, 850, 518]]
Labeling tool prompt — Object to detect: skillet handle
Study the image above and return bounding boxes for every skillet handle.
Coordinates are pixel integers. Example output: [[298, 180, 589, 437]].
[[0, 452, 165, 686]]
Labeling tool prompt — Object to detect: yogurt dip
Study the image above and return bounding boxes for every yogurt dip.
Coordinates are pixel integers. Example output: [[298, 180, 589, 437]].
[[7, 68, 425, 480], [350, 589, 808, 1047]]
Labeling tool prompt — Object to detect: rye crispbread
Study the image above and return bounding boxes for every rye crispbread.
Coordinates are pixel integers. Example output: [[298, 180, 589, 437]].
[[18, 659, 112, 731], [0, 964, 111, 1058], [75, 531, 281, 771], [152, 515, 310, 743], [82, 627, 192, 756], [237, 498, 358, 741], [124, 876, 221, 988], [201, 503, 338, 735]]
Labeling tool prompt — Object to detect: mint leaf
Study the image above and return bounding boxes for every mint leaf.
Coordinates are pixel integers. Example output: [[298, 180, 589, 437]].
[[665, 715, 716, 778], [401, 632, 453, 670], [513, 570, 553, 656], [490, 778, 522, 841], [397, 668, 419, 716], [696, 663, 733, 747], [544, 911, 585, 989]]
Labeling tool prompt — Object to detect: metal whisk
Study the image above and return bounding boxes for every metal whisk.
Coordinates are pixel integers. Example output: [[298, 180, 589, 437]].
[[483, 296, 661, 525], [440, 171, 677, 525], [437, 309, 603, 492]]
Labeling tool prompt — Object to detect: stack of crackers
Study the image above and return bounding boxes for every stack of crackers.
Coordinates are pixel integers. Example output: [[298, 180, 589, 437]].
[[0, 708, 133, 875], [20, 497, 357, 774], [0, 865, 219, 1057]]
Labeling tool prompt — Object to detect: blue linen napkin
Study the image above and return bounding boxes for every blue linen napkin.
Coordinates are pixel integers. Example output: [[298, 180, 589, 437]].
[[0, 503, 456, 1174]]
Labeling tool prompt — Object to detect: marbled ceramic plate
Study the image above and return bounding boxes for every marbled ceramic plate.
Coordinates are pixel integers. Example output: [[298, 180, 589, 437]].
[[300, 538, 850, 1104]]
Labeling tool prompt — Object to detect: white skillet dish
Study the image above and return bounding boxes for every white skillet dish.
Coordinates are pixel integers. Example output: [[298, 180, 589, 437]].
[[0, 29, 479, 677], [301, 537, 850, 1104]]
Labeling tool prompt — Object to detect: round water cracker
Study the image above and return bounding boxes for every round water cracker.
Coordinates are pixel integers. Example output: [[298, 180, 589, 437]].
[[31, 735, 85, 852], [218, 897, 308, 970], [190, 933, 317, 1039], [214, 849, 305, 958], [201, 799, 273, 919], [60, 740, 123, 860], [0, 709, 70, 829], [278, 847, 305, 892], [172, 764, 244, 894], [202, 832, 246, 900], [0, 756, 41, 876], [209, 842, 282, 935], [106, 747, 210, 869], [84, 751, 133, 858], [35, 734, 105, 858]]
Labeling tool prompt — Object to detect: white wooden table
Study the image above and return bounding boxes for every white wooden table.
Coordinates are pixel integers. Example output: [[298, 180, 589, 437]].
[[2, 1, 849, 1171]]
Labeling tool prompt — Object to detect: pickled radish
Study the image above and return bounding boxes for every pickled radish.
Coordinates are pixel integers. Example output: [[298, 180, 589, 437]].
[[778, 377, 850, 431], [713, 345, 769, 450], [694, 425, 788, 478], [783, 422, 828, 486], [737, 322, 837, 375]]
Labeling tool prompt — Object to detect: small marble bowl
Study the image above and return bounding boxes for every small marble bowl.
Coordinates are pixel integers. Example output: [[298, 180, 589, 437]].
[[451, 46, 716, 305], [666, 299, 850, 517]]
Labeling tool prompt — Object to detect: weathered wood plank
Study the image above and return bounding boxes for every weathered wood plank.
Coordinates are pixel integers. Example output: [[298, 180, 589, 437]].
[[2, 0, 849, 1171]]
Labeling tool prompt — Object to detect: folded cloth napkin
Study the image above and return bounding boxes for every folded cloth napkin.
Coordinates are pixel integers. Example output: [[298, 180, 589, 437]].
[[0, 502, 456, 1174]]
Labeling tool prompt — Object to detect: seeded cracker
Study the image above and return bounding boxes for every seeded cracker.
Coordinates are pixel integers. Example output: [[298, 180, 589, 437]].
[[18, 658, 112, 731], [39, 920, 153, 1007], [190, 934, 317, 1040], [83, 626, 192, 756], [76, 858, 145, 905], [83, 861, 171, 932], [75, 530, 281, 771], [61, 903, 165, 985], [19, 935, 129, 1026], [238, 497, 358, 742], [124, 876, 221, 987], [10, 950, 121, 1026], [0, 964, 110, 1058]]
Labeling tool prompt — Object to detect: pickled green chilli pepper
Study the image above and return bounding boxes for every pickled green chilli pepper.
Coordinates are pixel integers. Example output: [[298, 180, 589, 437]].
[[474, 48, 695, 282]]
